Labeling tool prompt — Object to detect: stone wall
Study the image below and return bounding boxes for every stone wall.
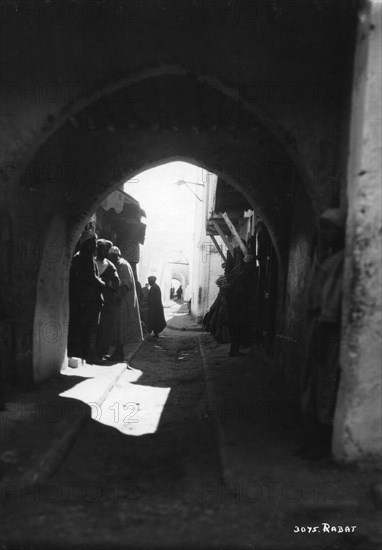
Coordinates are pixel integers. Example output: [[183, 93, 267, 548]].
[[333, 0, 382, 463]]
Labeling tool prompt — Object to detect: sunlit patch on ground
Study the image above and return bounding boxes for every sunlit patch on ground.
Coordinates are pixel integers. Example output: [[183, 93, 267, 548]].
[[92, 371, 171, 436], [60, 362, 170, 436]]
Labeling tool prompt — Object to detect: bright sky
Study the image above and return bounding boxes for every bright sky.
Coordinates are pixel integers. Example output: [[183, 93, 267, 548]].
[[123, 161, 211, 284], [123, 161, 207, 262], [123, 160, 206, 223]]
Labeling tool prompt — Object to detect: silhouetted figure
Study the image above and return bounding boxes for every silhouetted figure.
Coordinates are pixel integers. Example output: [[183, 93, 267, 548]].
[[69, 230, 105, 363], [176, 285, 183, 300], [225, 251, 257, 356], [203, 255, 235, 345], [147, 276, 166, 337], [298, 208, 346, 459]]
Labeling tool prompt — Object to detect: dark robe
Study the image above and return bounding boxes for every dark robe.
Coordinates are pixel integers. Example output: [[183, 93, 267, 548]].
[[147, 283, 166, 335], [68, 250, 105, 359], [300, 250, 344, 425], [203, 274, 231, 343], [225, 260, 257, 354]]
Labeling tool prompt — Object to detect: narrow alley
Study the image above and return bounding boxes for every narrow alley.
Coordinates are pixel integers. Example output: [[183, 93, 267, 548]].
[[2, 306, 381, 549], [1, 2, 381, 549]]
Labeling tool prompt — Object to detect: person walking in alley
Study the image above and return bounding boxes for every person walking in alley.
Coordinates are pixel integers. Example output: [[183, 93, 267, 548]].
[[147, 276, 167, 337], [176, 285, 183, 301], [68, 229, 105, 363], [96, 239, 120, 358], [107, 246, 143, 361], [298, 207, 346, 459]]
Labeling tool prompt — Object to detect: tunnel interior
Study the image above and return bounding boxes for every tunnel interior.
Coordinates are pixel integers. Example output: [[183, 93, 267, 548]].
[[2, 73, 316, 388], [2, 0, 380, 470]]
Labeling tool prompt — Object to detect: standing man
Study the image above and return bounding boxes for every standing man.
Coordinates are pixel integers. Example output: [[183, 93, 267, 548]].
[[225, 251, 256, 357], [108, 246, 143, 361], [147, 276, 167, 337], [69, 230, 105, 363], [299, 208, 346, 459]]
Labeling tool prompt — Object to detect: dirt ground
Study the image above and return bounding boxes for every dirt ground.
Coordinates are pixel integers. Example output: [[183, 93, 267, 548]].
[[2, 332, 225, 549], [1, 325, 381, 550]]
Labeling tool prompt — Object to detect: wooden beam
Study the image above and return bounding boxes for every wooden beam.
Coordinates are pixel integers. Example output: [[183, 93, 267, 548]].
[[210, 235, 227, 262], [211, 219, 235, 255], [220, 211, 247, 255]]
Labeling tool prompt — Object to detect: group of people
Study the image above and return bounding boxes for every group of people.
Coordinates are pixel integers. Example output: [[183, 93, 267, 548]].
[[170, 285, 183, 301], [68, 225, 166, 364], [204, 207, 346, 459]]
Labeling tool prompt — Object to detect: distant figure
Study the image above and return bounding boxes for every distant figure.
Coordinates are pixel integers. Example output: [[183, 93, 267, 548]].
[[96, 239, 120, 358], [108, 246, 143, 361], [176, 285, 183, 301], [147, 276, 167, 337], [68, 230, 105, 363], [170, 286, 175, 300], [142, 282, 150, 301]]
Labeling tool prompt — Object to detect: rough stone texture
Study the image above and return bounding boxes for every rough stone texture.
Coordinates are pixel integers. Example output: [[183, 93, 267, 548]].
[[333, 0, 382, 463]]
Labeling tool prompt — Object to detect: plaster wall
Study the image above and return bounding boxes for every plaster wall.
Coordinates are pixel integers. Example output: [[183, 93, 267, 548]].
[[333, 0, 382, 463]]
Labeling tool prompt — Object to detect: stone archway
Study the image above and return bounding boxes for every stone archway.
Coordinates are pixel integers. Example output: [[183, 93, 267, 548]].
[[6, 73, 312, 384], [1, 0, 380, 467], [167, 267, 189, 302]]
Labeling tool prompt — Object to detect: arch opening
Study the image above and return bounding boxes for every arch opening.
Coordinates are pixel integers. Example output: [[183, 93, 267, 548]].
[[3, 73, 314, 407], [32, 157, 283, 383]]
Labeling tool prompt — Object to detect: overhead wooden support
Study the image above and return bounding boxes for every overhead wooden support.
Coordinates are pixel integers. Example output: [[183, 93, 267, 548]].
[[210, 235, 227, 262], [220, 211, 247, 255], [211, 219, 235, 256]]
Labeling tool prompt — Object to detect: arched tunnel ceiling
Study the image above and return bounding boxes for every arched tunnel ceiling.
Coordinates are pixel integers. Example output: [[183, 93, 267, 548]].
[[21, 74, 307, 256], [1, 0, 357, 208]]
